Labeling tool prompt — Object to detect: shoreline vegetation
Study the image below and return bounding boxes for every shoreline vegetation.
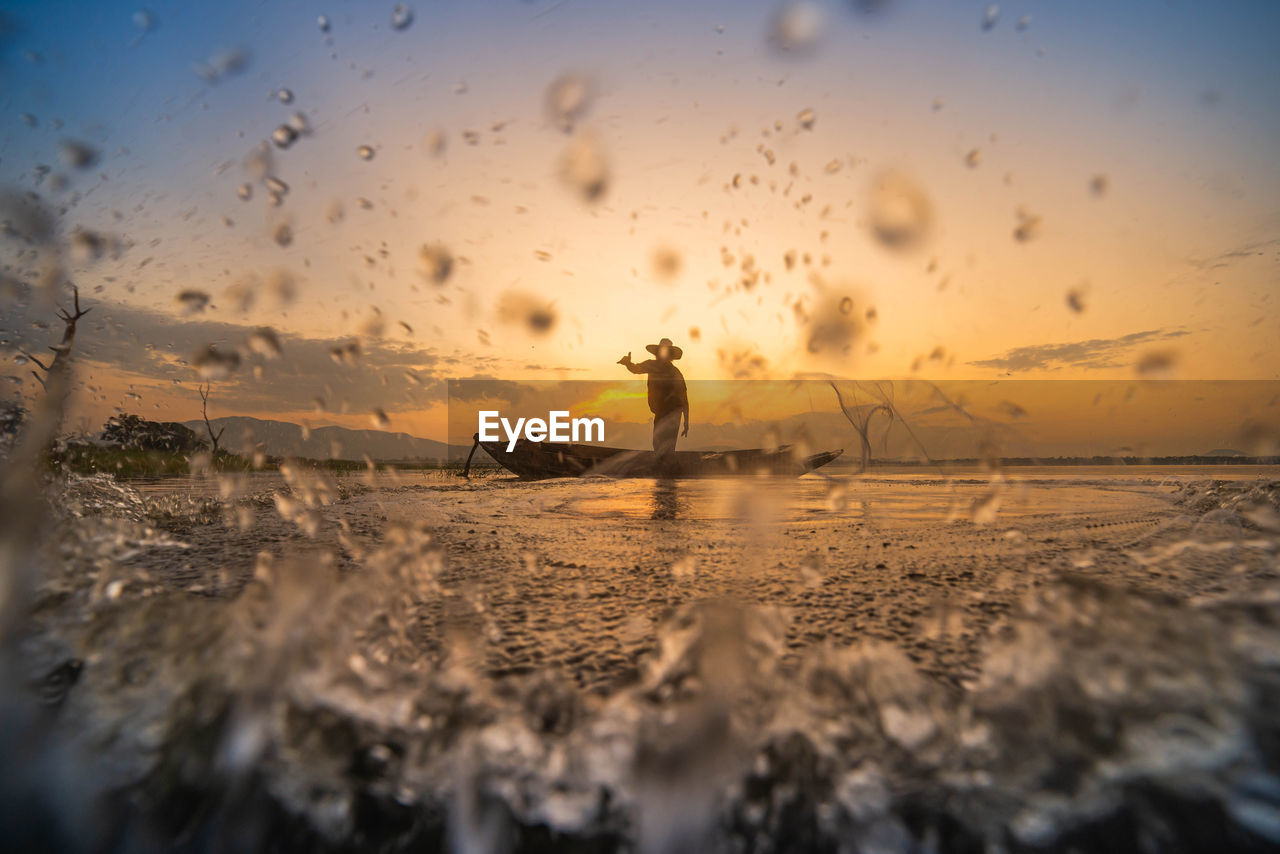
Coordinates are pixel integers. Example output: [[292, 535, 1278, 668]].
[[43, 442, 1280, 479], [48, 443, 461, 478]]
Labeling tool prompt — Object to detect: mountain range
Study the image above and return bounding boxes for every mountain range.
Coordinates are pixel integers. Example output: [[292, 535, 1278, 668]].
[[183, 417, 455, 462]]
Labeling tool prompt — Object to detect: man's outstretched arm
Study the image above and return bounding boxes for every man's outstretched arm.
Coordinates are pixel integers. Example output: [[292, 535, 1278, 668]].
[[618, 353, 651, 374]]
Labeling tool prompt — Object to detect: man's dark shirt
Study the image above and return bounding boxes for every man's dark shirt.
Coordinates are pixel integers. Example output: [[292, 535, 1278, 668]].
[[628, 359, 688, 417]]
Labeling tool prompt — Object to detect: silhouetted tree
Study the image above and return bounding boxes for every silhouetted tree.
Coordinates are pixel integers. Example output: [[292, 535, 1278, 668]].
[[197, 383, 224, 457], [102, 414, 207, 454]]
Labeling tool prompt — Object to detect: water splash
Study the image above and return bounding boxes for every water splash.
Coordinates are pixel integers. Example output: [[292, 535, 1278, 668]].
[[6, 468, 1280, 852]]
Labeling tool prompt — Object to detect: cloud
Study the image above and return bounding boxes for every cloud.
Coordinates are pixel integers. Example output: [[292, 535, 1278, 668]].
[[3, 297, 452, 416], [1188, 236, 1279, 272], [446, 377, 540, 404], [969, 329, 1189, 373]]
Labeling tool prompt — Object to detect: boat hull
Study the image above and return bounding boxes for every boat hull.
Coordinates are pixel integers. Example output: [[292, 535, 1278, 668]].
[[477, 440, 842, 480]]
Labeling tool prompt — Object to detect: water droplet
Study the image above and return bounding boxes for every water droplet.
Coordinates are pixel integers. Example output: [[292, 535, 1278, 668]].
[[419, 243, 454, 285], [371, 408, 390, 429], [216, 47, 250, 75], [850, 0, 894, 15], [197, 47, 250, 83], [248, 327, 282, 358], [358, 310, 385, 339], [236, 183, 252, 201], [805, 291, 866, 357], [330, 341, 362, 365], [272, 124, 298, 149], [266, 269, 296, 304], [1012, 206, 1041, 242], [1015, 15, 1031, 31], [59, 140, 98, 170], [868, 171, 933, 250], [796, 107, 816, 130], [546, 74, 593, 132], [970, 482, 1002, 525], [276, 88, 293, 104], [317, 14, 330, 32], [1135, 349, 1177, 377], [423, 129, 446, 156], [964, 148, 982, 168], [981, 4, 1000, 31], [1065, 287, 1086, 313], [264, 176, 288, 196], [920, 600, 965, 640], [559, 131, 610, 202], [651, 247, 682, 281], [671, 555, 697, 581], [357, 144, 375, 160], [390, 4, 413, 30], [192, 345, 240, 380], [133, 9, 156, 32], [273, 223, 293, 247], [176, 289, 210, 314], [69, 230, 115, 263], [768, 1, 824, 54], [498, 292, 558, 335], [244, 142, 272, 180]]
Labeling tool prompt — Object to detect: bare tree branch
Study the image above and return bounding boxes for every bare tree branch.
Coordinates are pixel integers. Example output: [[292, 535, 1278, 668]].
[[198, 383, 223, 456], [19, 350, 50, 373]]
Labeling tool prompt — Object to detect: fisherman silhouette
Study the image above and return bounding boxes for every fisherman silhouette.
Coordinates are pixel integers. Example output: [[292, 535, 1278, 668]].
[[618, 337, 689, 460]]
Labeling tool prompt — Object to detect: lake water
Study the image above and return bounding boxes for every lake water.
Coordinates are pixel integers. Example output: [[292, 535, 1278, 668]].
[[22, 466, 1280, 851]]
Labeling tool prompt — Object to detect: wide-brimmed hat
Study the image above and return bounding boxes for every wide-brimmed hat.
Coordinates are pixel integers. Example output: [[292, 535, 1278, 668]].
[[645, 337, 683, 360]]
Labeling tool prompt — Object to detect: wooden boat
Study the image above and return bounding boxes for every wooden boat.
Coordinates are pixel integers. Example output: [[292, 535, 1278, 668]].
[[469, 438, 842, 480]]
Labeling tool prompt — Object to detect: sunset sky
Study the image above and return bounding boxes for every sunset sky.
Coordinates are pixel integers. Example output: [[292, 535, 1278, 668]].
[[1, 0, 1277, 447]]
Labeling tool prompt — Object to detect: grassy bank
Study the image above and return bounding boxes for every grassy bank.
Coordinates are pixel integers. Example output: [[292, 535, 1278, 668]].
[[49, 443, 465, 478], [51, 444, 250, 477]]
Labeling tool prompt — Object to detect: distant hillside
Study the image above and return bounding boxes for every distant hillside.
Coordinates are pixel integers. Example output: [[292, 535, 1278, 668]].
[[184, 416, 454, 462]]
